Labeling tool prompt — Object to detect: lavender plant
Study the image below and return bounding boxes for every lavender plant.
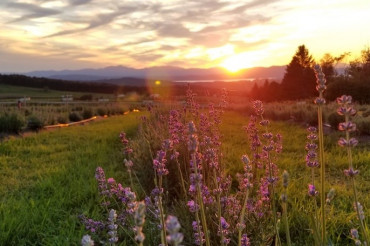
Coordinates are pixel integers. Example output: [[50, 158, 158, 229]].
[[337, 95, 369, 245], [305, 126, 321, 245], [313, 64, 327, 244], [281, 170, 291, 246], [80, 167, 143, 245], [252, 100, 281, 245], [166, 215, 184, 246]]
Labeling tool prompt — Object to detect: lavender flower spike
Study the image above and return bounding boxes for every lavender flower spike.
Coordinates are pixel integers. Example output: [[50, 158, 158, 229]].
[[241, 234, 251, 246], [134, 201, 146, 244], [107, 209, 118, 244], [166, 215, 184, 246], [308, 184, 318, 196], [81, 235, 94, 246]]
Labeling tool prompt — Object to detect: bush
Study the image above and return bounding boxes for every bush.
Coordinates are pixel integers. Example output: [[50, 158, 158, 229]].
[[27, 115, 44, 132], [0, 113, 24, 133], [57, 116, 67, 124], [82, 109, 93, 119], [327, 112, 342, 129], [69, 112, 82, 122], [96, 108, 107, 116]]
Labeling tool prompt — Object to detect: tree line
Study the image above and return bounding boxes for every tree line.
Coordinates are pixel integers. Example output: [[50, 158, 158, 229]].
[[250, 45, 370, 103], [0, 74, 148, 95]]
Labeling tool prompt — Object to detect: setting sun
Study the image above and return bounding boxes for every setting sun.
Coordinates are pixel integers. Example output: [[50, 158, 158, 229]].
[[221, 52, 260, 73]]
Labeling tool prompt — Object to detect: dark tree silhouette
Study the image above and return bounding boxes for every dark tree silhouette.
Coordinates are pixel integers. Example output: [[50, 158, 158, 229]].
[[280, 45, 316, 100], [346, 47, 370, 83], [320, 52, 350, 83]]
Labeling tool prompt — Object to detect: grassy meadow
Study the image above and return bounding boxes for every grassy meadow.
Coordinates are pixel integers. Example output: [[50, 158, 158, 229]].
[[0, 112, 144, 245], [0, 92, 369, 245]]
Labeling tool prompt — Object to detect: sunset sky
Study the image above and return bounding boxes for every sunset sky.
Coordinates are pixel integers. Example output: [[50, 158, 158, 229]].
[[0, 0, 369, 73]]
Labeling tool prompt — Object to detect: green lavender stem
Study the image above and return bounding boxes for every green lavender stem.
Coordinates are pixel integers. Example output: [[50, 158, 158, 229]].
[[213, 169, 224, 246], [282, 201, 291, 246], [193, 153, 210, 246], [318, 105, 326, 245], [238, 189, 250, 246]]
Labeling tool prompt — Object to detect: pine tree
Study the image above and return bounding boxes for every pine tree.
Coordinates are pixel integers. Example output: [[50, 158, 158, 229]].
[[281, 45, 316, 100]]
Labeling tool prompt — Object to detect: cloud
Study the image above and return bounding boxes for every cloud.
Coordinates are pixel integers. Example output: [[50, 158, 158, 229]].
[[225, 0, 280, 15], [45, 2, 150, 37], [68, 0, 93, 6], [6, 2, 61, 23]]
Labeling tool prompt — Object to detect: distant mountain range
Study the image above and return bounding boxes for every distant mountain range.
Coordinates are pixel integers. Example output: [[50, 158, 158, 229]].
[[24, 65, 286, 83]]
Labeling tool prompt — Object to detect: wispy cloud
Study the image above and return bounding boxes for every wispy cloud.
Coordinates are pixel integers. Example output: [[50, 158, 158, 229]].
[[6, 2, 61, 23]]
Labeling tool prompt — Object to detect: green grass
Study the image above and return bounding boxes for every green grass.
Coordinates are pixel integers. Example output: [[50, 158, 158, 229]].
[[0, 113, 143, 245]]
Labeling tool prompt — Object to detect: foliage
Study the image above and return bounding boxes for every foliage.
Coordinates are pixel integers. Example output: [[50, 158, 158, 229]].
[[82, 109, 93, 119], [280, 45, 316, 100], [69, 112, 82, 122], [0, 113, 24, 134], [27, 115, 44, 131]]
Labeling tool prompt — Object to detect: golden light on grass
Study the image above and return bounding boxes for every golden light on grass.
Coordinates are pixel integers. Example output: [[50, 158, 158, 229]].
[[155, 80, 161, 85]]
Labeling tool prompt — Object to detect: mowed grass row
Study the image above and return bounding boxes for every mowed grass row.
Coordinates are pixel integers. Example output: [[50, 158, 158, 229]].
[[0, 113, 144, 245], [220, 111, 370, 244]]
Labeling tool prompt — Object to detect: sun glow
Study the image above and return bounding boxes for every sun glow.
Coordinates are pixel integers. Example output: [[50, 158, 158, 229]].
[[221, 54, 253, 72], [221, 50, 267, 72]]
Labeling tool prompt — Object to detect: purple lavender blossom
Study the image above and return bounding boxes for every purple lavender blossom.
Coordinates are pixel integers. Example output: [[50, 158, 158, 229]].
[[119, 131, 133, 155], [338, 122, 356, 132], [166, 215, 184, 246], [79, 215, 105, 233], [153, 150, 169, 176], [81, 234, 94, 246], [337, 95, 352, 105], [354, 202, 365, 221], [344, 168, 360, 177], [187, 200, 199, 213], [338, 137, 358, 147], [95, 167, 110, 197], [192, 221, 205, 245], [314, 97, 326, 105], [241, 234, 251, 246], [107, 209, 118, 243], [308, 184, 318, 196], [219, 217, 230, 245], [253, 100, 264, 115], [337, 106, 356, 116]]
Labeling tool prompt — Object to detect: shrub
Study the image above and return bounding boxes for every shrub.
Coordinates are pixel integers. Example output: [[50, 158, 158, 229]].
[[69, 112, 82, 122], [96, 108, 107, 116], [82, 109, 93, 119], [57, 116, 67, 124], [27, 115, 44, 132], [0, 113, 24, 133]]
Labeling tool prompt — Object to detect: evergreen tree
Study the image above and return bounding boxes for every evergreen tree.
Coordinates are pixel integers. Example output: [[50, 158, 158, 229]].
[[281, 45, 316, 100]]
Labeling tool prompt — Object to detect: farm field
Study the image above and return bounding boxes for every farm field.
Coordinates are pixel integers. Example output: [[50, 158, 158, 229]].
[[0, 112, 144, 245], [0, 84, 114, 101], [0, 97, 369, 245]]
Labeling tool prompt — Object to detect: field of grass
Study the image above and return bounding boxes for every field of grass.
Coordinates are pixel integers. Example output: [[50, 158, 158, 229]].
[[0, 97, 369, 245], [0, 84, 114, 100], [0, 112, 144, 245]]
